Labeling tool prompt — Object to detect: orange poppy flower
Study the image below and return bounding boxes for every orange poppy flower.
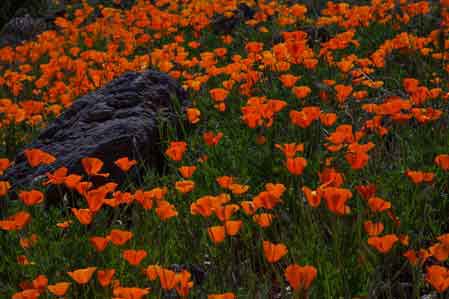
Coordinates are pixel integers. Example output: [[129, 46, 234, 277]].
[[71, 208, 93, 225], [286, 157, 307, 175], [47, 282, 71, 296], [186, 108, 201, 124], [253, 213, 274, 228], [292, 86, 311, 99], [56, 220, 72, 229], [113, 287, 150, 299], [367, 234, 399, 254], [319, 113, 337, 126], [284, 264, 317, 291], [209, 88, 229, 102], [175, 180, 195, 193], [165, 141, 187, 161], [20, 234, 38, 249], [0, 158, 10, 175], [216, 176, 234, 188], [275, 143, 304, 159], [253, 191, 283, 210], [405, 170, 435, 184], [108, 229, 133, 246], [203, 131, 223, 146], [32, 274, 48, 290], [429, 234, 449, 261], [122, 249, 147, 266], [224, 220, 243, 236], [11, 289, 41, 299], [178, 166, 196, 179], [155, 200, 178, 221], [228, 183, 249, 195], [321, 187, 352, 215], [67, 267, 97, 284], [43, 167, 68, 185], [302, 186, 321, 208], [90, 236, 109, 252], [145, 265, 161, 281], [403, 249, 430, 266], [356, 183, 376, 200], [208, 293, 236, 299], [24, 149, 56, 167], [97, 269, 116, 287], [114, 157, 137, 172], [0, 211, 31, 231], [263, 240, 288, 263], [240, 201, 257, 215], [157, 268, 178, 290], [345, 151, 369, 170], [214, 204, 240, 222], [64, 174, 82, 189], [367, 197, 391, 212], [435, 154, 449, 171], [0, 180, 11, 197], [426, 265, 449, 293], [334, 84, 353, 103], [363, 221, 384, 236], [208, 226, 226, 244], [81, 157, 109, 177], [19, 190, 44, 206], [279, 74, 300, 88]]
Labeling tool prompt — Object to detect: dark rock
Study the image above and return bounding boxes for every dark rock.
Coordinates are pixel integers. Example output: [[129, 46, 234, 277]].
[[211, 3, 256, 34], [3, 70, 189, 200], [0, 14, 49, 47]]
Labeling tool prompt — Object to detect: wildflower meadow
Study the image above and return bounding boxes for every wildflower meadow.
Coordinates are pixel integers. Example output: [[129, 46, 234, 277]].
[[1, 0, 449, 298]]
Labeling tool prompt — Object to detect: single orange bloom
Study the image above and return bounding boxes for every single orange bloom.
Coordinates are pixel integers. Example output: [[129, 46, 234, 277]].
[[175, 180, 195, 193], [71, 208, 93, 225], [47, 282, 71, 296], [253, 191, 283, 210], [0, 158, 11, 175], [253, 213, 274, 228], [363, 221, 384, 236], [32, 274, 48, 290], [56, 220, 72, 229], [90, 236, 109, 252], [113, 287, 150, 299], [275, 143, 304, 159], [12, 289, 41, 299], [286, 157, 307, 175], [157, 268, 178, 290], [292, 86, 311, 99], [367, 234, 399, 254], [426, 265, 449, 293], [216, 176, 234, 188], [208, 293, 236, 299], [284, 264, 317, 291], [334, 84, 353, 103], [263, 240, 288, 263], [24, 149, 56, 167], [356, 183, 376, 200], [279, 74, 300, 88], [178, 166, 197, 178], [224, 220, 243, 236], [145, 265, 161, 281], [114, 157, 137, 172], [165, 141, 187, 161], [209, 88, 229, 102], [208, 225, 226, 244], [155, 200, 178, 221], [186, 108, 201, 124], [435, 154, 449, 171], [319, 113, 337, 126], [44, 167, 68, 185], [122, 249, 147, 266], [67, 267, 97, 285], [107, 229, 133, 246], [97, 269, 116, 287], [228, 183, 249, 195], [302, 186, 321, 208], [0, 180, 11, 197], [321, 187, 352, 215], [203, 131, 223, 146], [0, 211, 31, 231], [81, 157, 109, 177], [405, 170, 435, 184], [20, 234, 38, 249], [19, 190, 44, 206], [367, 197, 391, 212]]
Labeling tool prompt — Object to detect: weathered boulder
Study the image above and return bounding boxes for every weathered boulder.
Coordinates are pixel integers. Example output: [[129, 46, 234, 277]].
[[3, 70, 189, 197], [0, 14, 49, 47]]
